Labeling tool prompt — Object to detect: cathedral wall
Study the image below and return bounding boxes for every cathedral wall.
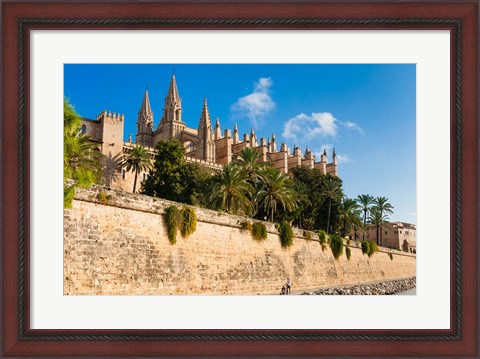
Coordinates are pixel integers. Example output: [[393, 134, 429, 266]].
[[64, 187, 416, 295]]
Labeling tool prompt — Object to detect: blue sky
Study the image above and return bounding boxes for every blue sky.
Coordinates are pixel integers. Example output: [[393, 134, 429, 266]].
[[64, 64, 416, 224]]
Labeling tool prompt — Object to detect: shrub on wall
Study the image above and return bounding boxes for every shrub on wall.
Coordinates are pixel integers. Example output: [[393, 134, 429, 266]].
[[252, 222, 268, 241], [345, 246, 352, 261], [180, 206, 197, 238], [165, 205, 179, 244], [361, 241, 370, 255], [389, 252, 394, 261], [64, 186, 75, 209], [329, 234, 344, 260], [276, 221, 294, 248], [317, 230, 328, 252], [96, 191, 110, 205], [239, 219, 253, 232], [368, 240, 378, 257], [304, 230, 312, 241]]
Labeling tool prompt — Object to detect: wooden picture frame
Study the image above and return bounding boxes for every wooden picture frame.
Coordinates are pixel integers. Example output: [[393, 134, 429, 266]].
[[2, 1, 478, 357]]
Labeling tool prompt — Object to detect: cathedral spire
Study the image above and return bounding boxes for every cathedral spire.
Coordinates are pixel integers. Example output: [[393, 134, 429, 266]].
[[198, 98, 215, 162], [136, 89, 154, 146], [199, 98, 212, 130], [139, 88, 153, 118], [166, 73, 180, 105]]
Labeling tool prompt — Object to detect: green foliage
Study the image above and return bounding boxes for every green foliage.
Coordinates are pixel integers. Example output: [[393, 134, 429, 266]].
[[361, 241, 370, 255], [389, 252, 394, 261], [368, 240, 378, 257], [180, 206, 197, 238], [304, 230, 312, 241], [96, 191, 109, 205], [164, 205, 197, 244], [239, 219, 252, 232], [207, 163, 254, 215], [143, 139, 212, 206], [64, 98, 103, 202], [120, 145, 153, 193], [256, 166, 298, 222], [317, 230, 328, 252], [346, 246, 352, 261], [164, 205, 179, 244], [329, 234, 344, 260], [276, 221, 294, 248], [361, 240, 378, 257], [64, 185, 75, 209], [251, 222, 268, 241], [290, 168, 344, 233]]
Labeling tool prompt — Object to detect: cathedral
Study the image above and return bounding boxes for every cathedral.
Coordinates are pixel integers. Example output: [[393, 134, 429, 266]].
[[81, 74, 338, 192]]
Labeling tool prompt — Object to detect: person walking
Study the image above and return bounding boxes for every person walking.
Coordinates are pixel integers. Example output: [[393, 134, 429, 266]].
[[285, 278, 291, 295]]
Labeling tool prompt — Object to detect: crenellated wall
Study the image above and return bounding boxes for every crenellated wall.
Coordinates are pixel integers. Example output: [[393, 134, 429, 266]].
[[64, 187, 416, 295]]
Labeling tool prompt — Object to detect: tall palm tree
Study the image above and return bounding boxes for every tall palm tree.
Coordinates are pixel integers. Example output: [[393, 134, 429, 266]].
[[372, 196, 394, 246], [256, 166, 298, 222], [322, 176, 342, 234], [208, 163, 254, 215], [120, 145, 153, 193], [356, 194, 375, 240], [368, 207, 387, 244], [339, 197, 362, 238], [235, 147, 266, 183]]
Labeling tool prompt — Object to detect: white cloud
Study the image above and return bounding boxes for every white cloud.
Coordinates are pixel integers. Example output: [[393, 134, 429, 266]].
[[343, 121, 365, 135], [282, 112, 364, 143], [231, 77, 275, 127], [336, 154, 350, 164]]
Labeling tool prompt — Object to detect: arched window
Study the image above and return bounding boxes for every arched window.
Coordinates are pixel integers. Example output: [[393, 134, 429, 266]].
[[80, 124, 86, 134], [184, 141, 195, 154]]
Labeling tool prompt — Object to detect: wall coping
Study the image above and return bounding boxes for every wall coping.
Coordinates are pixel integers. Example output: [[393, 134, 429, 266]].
[[73, 185, 416, 258]]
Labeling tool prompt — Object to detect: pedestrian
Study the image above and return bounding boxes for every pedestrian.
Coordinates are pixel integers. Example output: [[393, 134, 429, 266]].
[[285, 278, 291, 295]]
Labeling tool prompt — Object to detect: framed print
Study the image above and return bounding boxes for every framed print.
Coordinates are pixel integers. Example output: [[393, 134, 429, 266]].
[[2, 1, 478, 357]]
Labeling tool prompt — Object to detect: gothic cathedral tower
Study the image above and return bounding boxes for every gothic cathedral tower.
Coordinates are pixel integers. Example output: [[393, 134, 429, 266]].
[[197, 98, 215, 162], [155, 73, 186, 141], [136, 88, 154, 147]]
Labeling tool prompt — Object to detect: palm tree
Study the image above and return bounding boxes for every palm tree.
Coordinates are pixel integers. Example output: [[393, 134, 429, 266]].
[[208, 163, 254, 215], [235, 147, 266, 183], [256, 166, 298, 222], [120, 145, 153, 193], [64, 99, 102, 187], [368, 207, 388, 244], [372, 196, 394, 246], [339, 197, 362, 238], [356, 194, 375, 240], [322, 176, 342, 234]]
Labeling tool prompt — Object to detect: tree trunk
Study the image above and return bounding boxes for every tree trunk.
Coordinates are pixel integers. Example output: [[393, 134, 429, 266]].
[[363, 209, 367, 240], [326, 197, 332, 234], [133, 168, 138, 193]]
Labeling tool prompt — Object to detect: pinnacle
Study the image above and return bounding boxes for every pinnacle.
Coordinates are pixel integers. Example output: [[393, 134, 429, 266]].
[[139, 89, 153, 116], [166, 73, 180, 104]]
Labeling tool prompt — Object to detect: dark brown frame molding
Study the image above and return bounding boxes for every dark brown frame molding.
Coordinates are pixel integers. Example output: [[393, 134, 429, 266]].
[[2, 1, 478, 357]]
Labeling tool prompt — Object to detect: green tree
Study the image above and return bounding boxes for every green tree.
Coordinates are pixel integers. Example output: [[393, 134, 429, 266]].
[[235, 147, 266, 182], [322, 175, 342, 234], [256, 166, 298, 222], [121, 145, 153, 193], [368, 207, 387, 244], [63, 98, 103, 207], [207, 163, 254, 215], [339, 197, 362, 238], [356, 194, 375, 240], [372, 196, 394, 246]]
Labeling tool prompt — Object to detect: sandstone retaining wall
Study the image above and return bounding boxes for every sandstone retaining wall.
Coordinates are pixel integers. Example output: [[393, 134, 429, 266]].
[[64, 187, 416, 295]]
